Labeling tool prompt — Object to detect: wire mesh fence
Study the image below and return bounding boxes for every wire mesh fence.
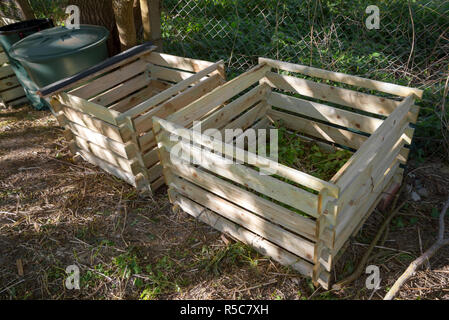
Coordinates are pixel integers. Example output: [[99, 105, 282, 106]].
[[160, 0, 449, 156]]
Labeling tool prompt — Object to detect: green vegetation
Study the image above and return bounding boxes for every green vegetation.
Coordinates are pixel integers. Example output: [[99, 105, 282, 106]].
[[275, 122, 352, 181]]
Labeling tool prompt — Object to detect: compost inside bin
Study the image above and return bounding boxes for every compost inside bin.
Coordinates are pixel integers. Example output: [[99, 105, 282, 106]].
[[270, 120, 352, 181]]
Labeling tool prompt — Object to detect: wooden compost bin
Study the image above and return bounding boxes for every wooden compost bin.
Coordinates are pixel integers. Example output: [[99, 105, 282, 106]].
[[153, 58, 423, 289], [0, 46, 26, 107], [39, 43, 225, 193]]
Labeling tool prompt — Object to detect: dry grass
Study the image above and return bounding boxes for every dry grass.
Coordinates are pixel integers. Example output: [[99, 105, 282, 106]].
[[0, 105, 448, 300]]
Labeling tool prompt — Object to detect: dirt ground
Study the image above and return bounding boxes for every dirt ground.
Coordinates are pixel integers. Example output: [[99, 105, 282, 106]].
[[1, 105, 448, 300]]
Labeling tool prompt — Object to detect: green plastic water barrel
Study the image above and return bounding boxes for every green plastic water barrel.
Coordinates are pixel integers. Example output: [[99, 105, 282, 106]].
[[0, 19, 54, 110], [9, 25, 109, 88]]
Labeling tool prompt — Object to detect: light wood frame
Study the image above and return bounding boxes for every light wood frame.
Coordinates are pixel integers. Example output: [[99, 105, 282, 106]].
[[49, 45, 225, 193], [153, 57, 423, 289]]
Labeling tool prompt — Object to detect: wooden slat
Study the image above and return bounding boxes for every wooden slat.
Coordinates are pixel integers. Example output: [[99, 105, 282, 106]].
[[143, 148, 160, 168], [57, 93, 121, 125], [74, 146, 137, 187], [259, 57, 424, 98], [0, 76, 20, 91], [223, 102, 269, 142], [336, 122, 409, 213], [167, 64, 270, 127], [170, 175, 316, 261], [1, 86, 25, 102], [154, 117, 340, 198], [163, 151, 329, 243], [0, 65, 15, 79], [263, 72, 400, 116], [150, 176, 165, 191], [53, 101, 132, 143], [145, 52, 216, 73], [119, 60, 224, 119], [0, 52, 7, 65], [71, 138, 141, 175], [89, 73, 150, 107], [44, 46, 156, 97], [4, 97, 28, 107], [267, 109, 367, 150], [134, 73, 225, 134], [109, 82, 171, 113], [69, 58, 149, 99], [334, 161, 401, 252], [268, 92, 384, 134], [169, 189, 315, 278], [157, 133, 319, 217], [333, 95, 415, 188], [65, 120, 137, 159], [138, 131, 156, 154], [150, 64, 196, 83], [199, 84, 271, 132]]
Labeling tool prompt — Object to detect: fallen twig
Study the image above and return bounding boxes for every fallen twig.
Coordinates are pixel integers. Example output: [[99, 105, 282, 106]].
[[384, 196, 449, 300], [333, 186, 405, 290]]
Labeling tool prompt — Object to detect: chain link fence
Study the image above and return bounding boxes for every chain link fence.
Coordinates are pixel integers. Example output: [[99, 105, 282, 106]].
[[161, 0, 449, 156]]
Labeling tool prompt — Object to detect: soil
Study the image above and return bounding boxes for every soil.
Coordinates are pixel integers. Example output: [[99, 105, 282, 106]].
[[1, 105, 448, 300]]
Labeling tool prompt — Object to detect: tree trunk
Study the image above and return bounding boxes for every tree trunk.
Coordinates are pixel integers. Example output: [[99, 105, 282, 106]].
[[15, 0, 35, 20], [70, 0, 121, 56], [140, 0, 151, 41], [112, 0, 137, 51]]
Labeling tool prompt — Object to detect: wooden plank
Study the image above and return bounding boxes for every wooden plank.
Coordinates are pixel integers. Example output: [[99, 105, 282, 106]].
[[43, 46, 156, 97], [158, 134, 319, 217], [223, 102, 269, 142], [119, 60, 224, 119], [150, 64, 196, 83], [89, 73, 151, 107], [71, 138, 142, 175], [259, 57, 424, 98], [65, 120, 137, 159], [268, 92, 384, 134], [0, 52, 7, 65], [267, 109, 367, 150], [74, 146, 137, 187], [0, 76, 20, 91], [143, 148, 160, 168], [69, 58, 149, 99], [147, 162, 163, 179], [263, 72, 400, 116], [169, 189, 315, 278], [54, 101, 131, 143], [139, 131, 156, 154], [154, 116, 340, 198], [134, 73, 225, 134], [163, 151, 330, 243], [109, 82, 171, 113], [336, 123, 409, 213], [166, 64, 270, 127], [1, 86, 24, 102], [334, 161, 401, 252], [5, 97, 28, 107], [145, 52, 216, 73], [57, 93, 121, 125], [150, 175, 165, 191], [333, 95, 415, 188], [0, 65, 15, 79], [170, 175, 316, 262], [199, 84, 270, 132]]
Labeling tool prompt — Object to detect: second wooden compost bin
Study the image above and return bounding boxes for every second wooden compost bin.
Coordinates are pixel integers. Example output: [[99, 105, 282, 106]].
[[153, 58, 423, 289], [0, 46, 26, 107], [39, 43, 225, 193]]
